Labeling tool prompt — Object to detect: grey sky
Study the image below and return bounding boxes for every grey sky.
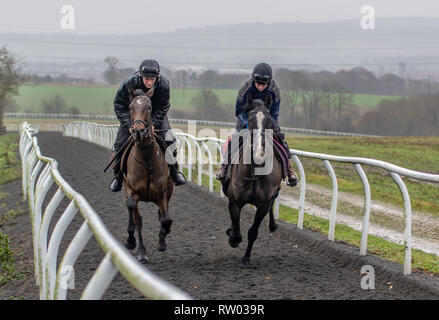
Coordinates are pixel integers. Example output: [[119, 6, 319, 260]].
[[1, 0, 439, 34]]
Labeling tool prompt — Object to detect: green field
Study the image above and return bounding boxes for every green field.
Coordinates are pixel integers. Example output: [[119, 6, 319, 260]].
[[14, 85, 238, 114], [12, 84, 401, 115]]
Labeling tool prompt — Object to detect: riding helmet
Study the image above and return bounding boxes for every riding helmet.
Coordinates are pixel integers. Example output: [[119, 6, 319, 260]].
[[252, 63, 272, 84], [139, 59, 160, 78]]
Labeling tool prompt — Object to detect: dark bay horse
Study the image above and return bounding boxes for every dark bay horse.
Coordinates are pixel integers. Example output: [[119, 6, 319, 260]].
[[120, 87, 174, 262], [225, 94, 283, 264]]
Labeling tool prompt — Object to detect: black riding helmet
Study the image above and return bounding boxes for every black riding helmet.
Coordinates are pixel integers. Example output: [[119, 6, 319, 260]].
[[252, 63, 272, 84], [139, 59, 160, 78]]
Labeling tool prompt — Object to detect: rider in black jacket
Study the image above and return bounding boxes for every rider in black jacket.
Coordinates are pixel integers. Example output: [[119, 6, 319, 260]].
[[109, 59, 187, 192]]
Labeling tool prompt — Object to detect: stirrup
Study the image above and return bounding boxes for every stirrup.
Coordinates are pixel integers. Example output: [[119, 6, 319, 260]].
[[109, 176, 122, 192], [216, 165, 228, 181], [172, 171, 187, 186], [286, 171, 298, 187]]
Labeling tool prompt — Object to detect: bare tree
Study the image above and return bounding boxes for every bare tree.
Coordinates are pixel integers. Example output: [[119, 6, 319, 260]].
[[300, 73, 327, 129], [191, 90, 230, 121], [0, 46, 22, 134], [103, 56, 120, 85], [276, 69, 308, 126], [175, 70, 189, 97]]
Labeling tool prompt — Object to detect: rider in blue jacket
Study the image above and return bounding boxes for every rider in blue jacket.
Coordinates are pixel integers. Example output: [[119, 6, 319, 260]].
[[216, 63, 298, 187]]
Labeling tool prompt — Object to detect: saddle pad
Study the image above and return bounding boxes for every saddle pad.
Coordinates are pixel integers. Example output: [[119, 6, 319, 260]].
[[221, 134, 289, 180]]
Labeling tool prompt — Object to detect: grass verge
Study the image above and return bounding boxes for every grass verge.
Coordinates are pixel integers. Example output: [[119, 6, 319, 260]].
[[0, 133, 24, 286]]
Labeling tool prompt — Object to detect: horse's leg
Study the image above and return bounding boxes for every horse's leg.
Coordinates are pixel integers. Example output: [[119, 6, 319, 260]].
[[226, 198, 243, 248], [157, 197, 173, 252], [125, 195, 137, 250], [133, 205, 148, 263], [268, 197, 279, 233], [242, 202, 271, 265]]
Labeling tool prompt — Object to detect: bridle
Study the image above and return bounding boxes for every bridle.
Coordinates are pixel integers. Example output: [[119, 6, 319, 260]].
[[242, 108, 272, 182]]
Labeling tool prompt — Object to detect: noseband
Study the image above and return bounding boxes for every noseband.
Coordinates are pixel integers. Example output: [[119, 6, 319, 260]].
[[131, 119, 152, 139]]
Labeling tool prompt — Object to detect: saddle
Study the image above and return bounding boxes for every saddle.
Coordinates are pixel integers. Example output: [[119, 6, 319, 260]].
[[118, 133, 171, 177], [220, 133, 290, 194]]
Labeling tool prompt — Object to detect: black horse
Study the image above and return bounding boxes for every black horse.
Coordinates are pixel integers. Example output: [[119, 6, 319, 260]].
[[224, 94, 283, 264]]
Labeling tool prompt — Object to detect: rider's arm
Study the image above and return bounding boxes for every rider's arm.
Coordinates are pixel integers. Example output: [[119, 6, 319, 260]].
[[268, 80, 281, 126], [235, 98, 249, 129], [269, 93, 280, 123], [235, 81, 252, 129], [114, 79, 133, 128], [152, 78, 170, 126]]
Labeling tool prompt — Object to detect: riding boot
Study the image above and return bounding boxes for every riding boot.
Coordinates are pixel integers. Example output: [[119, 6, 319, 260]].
[[283, 142, 298, 187], [286, 166, 298, 187], [276, 133, 298, 187], [109, 152, 123, 192], [169, 162, 187, 186], [216, 163, 229, 182]]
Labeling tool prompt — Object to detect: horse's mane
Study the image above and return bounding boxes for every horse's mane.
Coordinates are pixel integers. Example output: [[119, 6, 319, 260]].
[[242, 97, 266, 112]]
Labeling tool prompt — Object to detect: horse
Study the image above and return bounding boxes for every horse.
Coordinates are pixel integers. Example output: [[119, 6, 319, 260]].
[[120, 87, 174, 262], [224, 93, 283, 265]]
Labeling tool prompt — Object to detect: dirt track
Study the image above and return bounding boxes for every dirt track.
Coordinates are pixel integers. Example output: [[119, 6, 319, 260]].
[[2, 131, 439, 300]]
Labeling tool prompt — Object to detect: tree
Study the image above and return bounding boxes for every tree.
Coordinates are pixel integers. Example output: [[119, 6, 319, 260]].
[[191, 90, 230, 121], [175, 70, 189, 97], [198, 70, 219, 89], [41, 95, 67, 114], [0, 46, 22, 134], [0, 97, 19, 113], [275, 68, 308, 126], [103, 56, 120, 85], [103, 56, 135, 85]]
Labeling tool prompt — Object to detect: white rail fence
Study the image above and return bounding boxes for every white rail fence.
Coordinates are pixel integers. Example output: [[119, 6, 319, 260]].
[[5, 112, 378, 137], [63, 121, 439, 275], [19, 122, 191, 300]]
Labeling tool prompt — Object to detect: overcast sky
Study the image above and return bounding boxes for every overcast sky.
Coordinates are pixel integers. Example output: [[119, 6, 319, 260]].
[[1, 0, 439, 34]]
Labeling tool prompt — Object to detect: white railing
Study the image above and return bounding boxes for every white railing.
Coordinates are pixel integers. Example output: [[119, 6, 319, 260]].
[[6, 112, 377, 137], [19, 122, 191, 300], [62, 121, 439, 275]]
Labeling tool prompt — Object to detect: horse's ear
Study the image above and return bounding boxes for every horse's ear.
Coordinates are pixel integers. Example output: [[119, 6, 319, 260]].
[[146, 87, 154, 98], [129, 89, 147, 98], [265, 93, 273, 109]]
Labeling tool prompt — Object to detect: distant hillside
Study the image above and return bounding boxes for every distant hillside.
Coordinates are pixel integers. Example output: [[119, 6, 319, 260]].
[[2, 18, 439, 81]]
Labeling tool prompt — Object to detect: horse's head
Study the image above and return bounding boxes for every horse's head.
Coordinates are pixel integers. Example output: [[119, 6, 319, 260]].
[[246, 93, 273, 163], [129, 87, 154, 144]]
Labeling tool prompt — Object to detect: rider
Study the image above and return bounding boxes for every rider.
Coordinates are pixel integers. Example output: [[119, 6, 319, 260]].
[[109, 59, 187, 192], [216, 62, 298, 187]]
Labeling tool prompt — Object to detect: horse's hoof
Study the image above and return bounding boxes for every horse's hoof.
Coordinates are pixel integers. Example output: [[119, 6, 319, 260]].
[[228, 235, 242, 248], [242, 256, 250, 265], [228, 239, 239, 248], [137, 255, 149, 263], [157, 241, 167, 252], [125, 239, 136, 250], [269, 223, 278, 233]]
